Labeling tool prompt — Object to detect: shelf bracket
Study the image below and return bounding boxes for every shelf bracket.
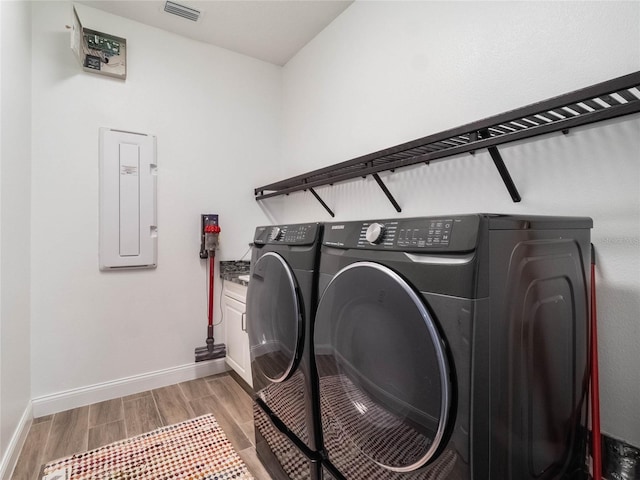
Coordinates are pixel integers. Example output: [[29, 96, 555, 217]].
[[487, 146, 521, 203], [372, 173, 402, 212], [308, 187, 335, 217]]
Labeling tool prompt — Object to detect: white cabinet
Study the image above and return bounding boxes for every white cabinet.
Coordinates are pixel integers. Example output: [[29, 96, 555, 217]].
[[222, 281, 252, 387]]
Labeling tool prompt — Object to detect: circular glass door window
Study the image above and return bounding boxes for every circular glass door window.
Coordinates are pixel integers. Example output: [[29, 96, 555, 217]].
[[247, 252, 302, 383], [314, 262, 452, 472]]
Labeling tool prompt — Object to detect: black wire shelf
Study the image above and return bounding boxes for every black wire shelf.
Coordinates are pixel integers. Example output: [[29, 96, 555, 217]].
[[254, 71, 640, 217]]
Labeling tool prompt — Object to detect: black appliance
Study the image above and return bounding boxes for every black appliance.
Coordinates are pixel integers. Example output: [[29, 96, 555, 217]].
[[247, 222, 323, 480], [315, 214, 591, 480]]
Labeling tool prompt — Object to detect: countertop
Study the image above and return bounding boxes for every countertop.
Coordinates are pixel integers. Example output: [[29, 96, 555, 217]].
[[219, 260, 250, 286]]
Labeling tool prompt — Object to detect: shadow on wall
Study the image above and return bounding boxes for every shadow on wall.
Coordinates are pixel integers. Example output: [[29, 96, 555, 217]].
[[258, 198, 284, 225], [49, 30, 84, 82]]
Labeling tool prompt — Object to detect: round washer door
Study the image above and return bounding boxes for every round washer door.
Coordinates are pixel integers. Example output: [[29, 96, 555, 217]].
[[314, 261, 452, 473], [247, 251, 303, 384]]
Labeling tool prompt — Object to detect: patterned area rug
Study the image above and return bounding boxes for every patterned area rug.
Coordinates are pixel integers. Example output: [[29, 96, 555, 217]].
[[41, 414, 254, 480]]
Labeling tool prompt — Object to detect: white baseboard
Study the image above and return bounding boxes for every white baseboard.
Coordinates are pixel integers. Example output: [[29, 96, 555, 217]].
[[0, 402, 33, 480], [32, 358, 228, 418]]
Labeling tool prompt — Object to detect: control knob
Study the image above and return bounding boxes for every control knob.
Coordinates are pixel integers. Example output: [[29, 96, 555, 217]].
[[365, 223, 386, 244], [270, 226, 282, 241]]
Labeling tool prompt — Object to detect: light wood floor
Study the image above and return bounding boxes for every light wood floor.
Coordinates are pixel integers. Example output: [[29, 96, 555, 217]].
[[11, 372, 273, 480]]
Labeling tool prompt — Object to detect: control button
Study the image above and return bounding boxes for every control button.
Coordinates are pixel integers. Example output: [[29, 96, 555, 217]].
[[365, 223, 386, 244], [271, 226, 282, 241]]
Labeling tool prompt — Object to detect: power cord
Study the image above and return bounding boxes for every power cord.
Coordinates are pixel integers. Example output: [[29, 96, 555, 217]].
[[207, 243, 253, 327], [239, 244, 252, 261]]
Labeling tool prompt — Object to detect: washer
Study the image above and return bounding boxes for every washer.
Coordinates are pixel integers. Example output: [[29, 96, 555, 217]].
[[247, 222, 323, 480], [315, 214, 592, 480]]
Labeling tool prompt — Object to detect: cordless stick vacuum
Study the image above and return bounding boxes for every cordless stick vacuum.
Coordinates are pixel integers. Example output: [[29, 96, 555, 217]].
[[195, 221, 226, 362]]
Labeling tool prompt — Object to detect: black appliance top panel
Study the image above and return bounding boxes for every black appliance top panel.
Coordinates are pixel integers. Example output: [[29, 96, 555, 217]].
[[253, 222, 321, 246], [486, 214, 593, 230], [322, 215, 481, 253]]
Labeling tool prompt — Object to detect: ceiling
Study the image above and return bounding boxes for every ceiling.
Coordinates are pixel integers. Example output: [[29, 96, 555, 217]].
[[77, 0, 353, 66]]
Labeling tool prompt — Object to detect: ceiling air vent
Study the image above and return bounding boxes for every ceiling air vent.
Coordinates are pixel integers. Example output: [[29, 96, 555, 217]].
[[164, 1, 201, 22]]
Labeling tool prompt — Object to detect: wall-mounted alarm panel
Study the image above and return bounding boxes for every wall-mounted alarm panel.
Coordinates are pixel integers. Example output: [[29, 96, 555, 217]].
[[99, 128, 157, 270], [71, 6, 127, 80]]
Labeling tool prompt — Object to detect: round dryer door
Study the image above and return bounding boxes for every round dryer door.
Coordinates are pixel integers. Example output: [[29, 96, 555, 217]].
[[314, 261, 452, 473], [247, 252, 302, 384]]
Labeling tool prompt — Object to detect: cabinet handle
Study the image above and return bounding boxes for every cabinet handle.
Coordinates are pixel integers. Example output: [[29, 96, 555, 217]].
[[241, 312, 247, 332]]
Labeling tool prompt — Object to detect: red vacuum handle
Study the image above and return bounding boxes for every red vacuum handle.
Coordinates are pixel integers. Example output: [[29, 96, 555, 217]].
[[590, 245, 602, 480], [204, 224, 220, 329], [208, 252, 215, 327]]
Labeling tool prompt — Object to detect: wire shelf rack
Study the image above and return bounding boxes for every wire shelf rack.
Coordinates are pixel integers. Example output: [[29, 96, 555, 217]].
[[255, 71, 640, 216]]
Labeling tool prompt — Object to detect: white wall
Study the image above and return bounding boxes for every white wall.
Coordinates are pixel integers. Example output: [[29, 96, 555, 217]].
[[279, 1, 640, 446], [0, 0, 32, 470], [30, 2, 279, 404], [17, 0, 640, 454]]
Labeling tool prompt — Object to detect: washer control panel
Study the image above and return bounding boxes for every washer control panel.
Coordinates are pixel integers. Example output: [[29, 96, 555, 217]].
[[397, 219, 454, 248], [254, 223, 320, 245], [357, 219, 453, 248], [324, 216, 480, 252], [359, 221, 398, 247]]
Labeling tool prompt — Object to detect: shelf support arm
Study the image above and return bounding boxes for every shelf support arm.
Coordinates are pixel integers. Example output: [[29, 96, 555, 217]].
[[308, 187, 335, 217], [372, 173, 402, 212], [487, 146, 521, 203]]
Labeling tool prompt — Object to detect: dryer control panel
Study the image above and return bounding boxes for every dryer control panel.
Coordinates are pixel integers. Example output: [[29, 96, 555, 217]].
[[254, 223, 320, 246], [323, 215, 480, 252]]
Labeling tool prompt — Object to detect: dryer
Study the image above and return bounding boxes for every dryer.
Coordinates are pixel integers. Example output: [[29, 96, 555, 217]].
[[314, 214, 591, 480], [247, 222, 323, 480]]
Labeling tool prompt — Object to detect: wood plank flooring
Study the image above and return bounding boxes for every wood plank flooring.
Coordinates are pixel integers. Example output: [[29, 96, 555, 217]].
[[11, 372, 273, 480]]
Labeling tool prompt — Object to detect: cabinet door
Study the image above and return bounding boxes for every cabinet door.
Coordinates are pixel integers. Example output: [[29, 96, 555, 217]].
[[223, 294, 252, 387]]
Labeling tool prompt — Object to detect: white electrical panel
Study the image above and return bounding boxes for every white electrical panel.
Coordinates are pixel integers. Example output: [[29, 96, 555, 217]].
[[99, 128, 157, 270]]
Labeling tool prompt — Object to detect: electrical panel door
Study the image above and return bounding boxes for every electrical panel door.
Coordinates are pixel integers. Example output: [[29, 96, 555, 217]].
[[99, 128, 157, 270]]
